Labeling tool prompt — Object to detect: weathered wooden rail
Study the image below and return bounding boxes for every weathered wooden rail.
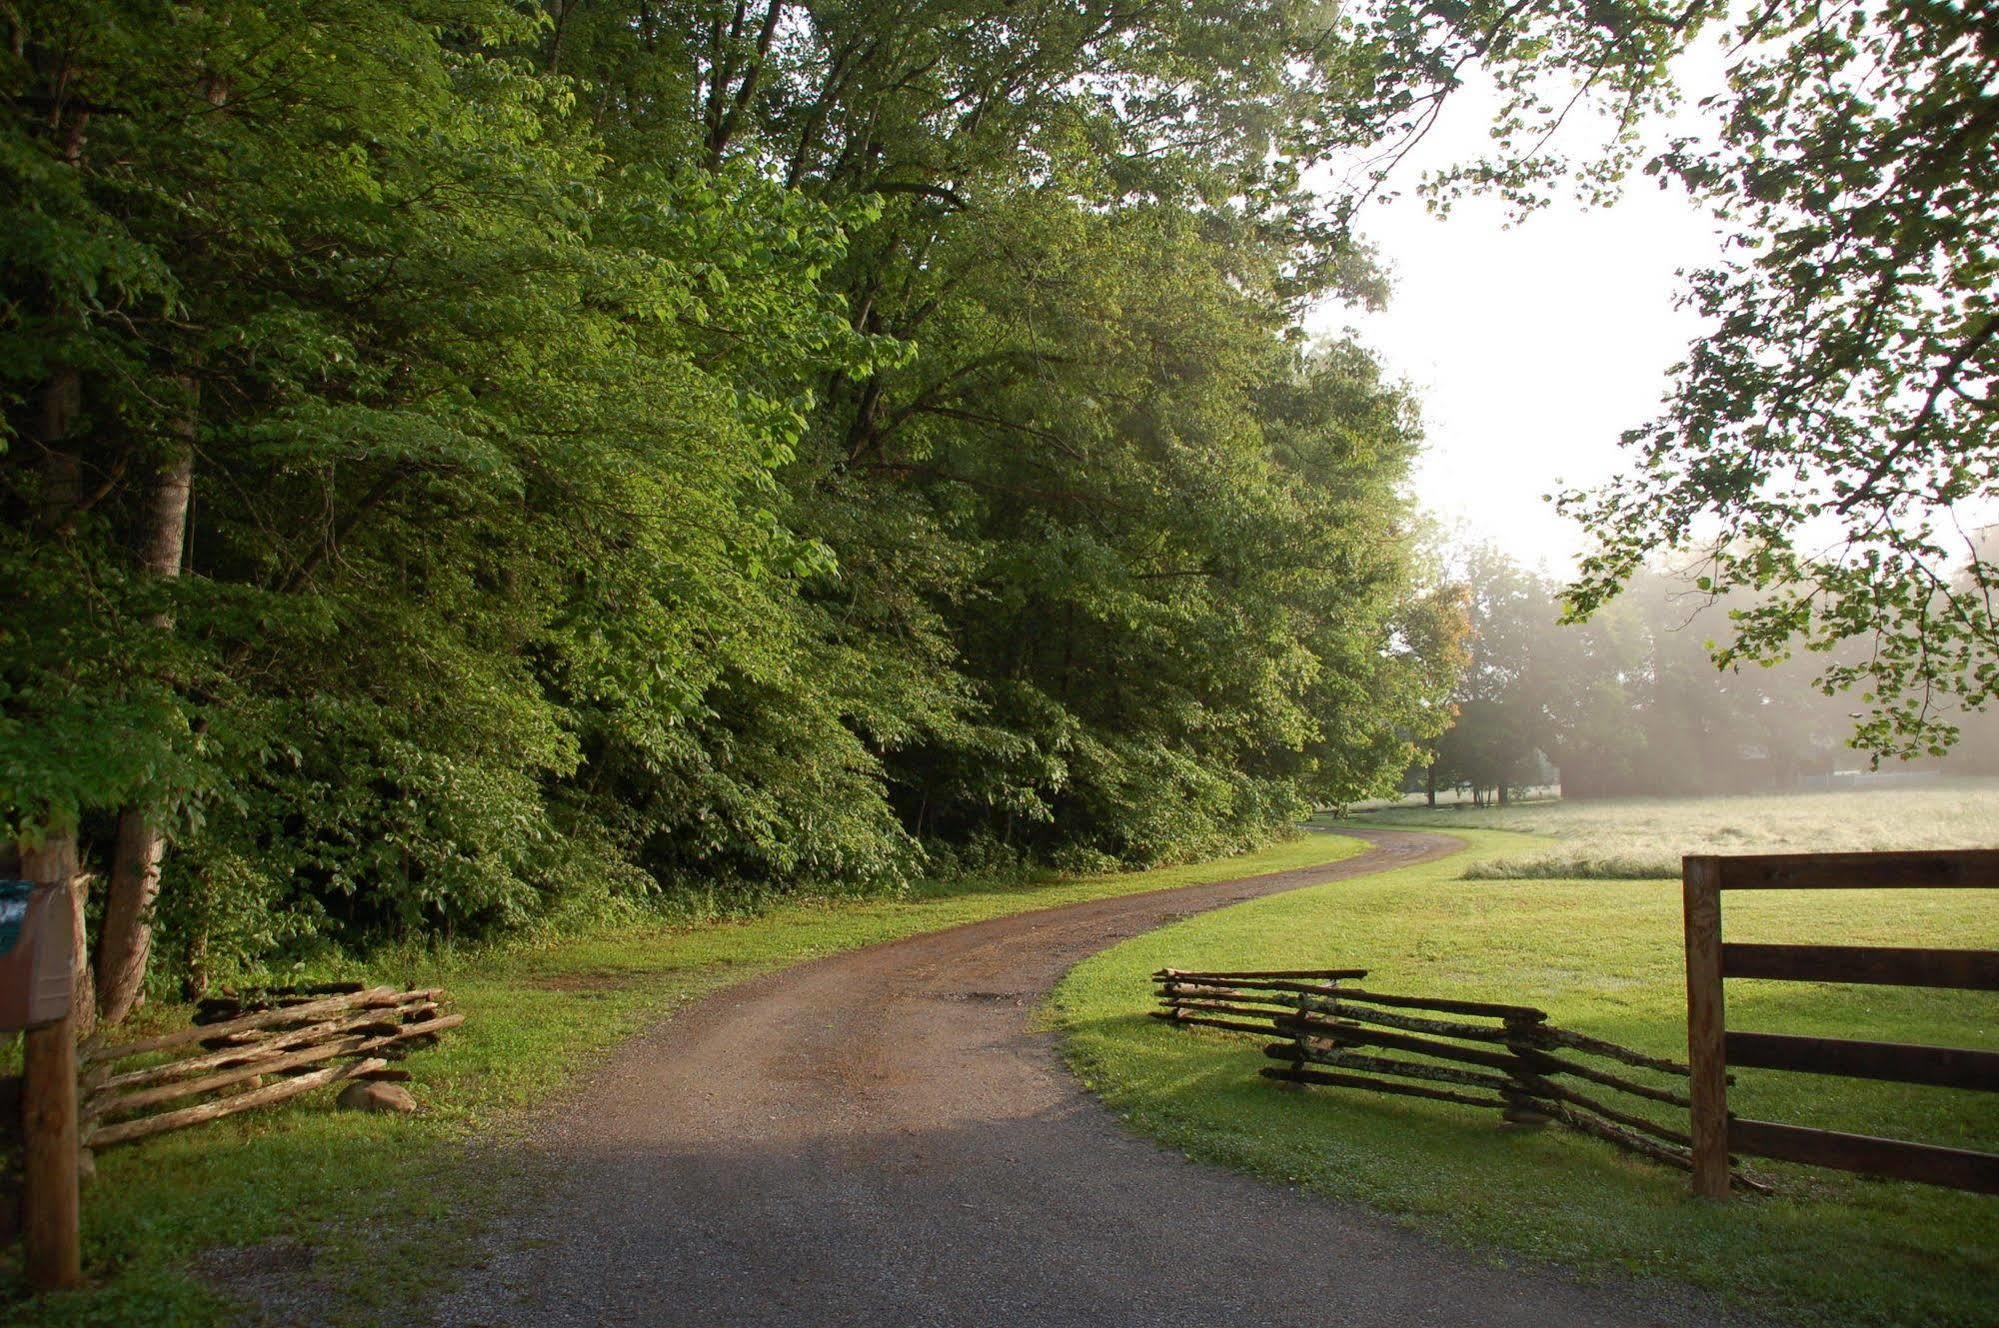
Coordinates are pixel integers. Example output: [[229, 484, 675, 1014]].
[[76, 983, 460, 1157], [1683, 851, 1999, 1198], [1152, 967, 1766, 1189]]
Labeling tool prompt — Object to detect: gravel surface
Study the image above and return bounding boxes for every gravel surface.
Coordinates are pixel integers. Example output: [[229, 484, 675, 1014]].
[[427, 830, 1731, 1328]]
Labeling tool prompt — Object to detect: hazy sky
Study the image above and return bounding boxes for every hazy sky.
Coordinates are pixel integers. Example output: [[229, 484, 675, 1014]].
[[1310, 89, 1726, 576]]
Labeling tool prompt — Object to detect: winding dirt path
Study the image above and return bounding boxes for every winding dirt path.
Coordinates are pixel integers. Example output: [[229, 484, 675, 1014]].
[[434, 830, 1717, 1327]]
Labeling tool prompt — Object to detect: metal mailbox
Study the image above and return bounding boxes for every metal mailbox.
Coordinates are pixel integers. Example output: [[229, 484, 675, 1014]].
[[0, 881, 73, 1031]]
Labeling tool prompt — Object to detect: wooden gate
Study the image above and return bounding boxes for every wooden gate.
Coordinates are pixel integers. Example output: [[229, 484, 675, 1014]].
[[1682, 851, 1999, 1197]]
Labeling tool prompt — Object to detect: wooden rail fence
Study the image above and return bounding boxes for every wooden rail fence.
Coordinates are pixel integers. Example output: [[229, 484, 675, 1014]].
[[76, 983, 461, 1158], [5, 981, 461, 1284], [1683, 851, 1999, 1198], [1152, 967, 1767, 1189]]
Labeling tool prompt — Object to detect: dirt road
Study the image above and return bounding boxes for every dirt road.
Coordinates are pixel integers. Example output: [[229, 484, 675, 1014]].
[[433, 829, 1717, 1327]]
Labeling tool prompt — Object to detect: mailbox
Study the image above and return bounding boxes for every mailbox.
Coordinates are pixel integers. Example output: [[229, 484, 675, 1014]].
[[0, 881, 73, 1031]]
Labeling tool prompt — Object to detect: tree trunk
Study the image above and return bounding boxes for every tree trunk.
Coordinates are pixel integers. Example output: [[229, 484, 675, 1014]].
[[34, 368, 82, 529], [95, 390, 196, 1026], [29, 359, 92, 1040], [67, 872, 94, 1045], [96, 814, 166, 1025]]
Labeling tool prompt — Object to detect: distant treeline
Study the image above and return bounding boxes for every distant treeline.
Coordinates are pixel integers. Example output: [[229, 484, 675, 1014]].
[[2, 2, 1463, 1013], [1416, 547, 1999, 806]]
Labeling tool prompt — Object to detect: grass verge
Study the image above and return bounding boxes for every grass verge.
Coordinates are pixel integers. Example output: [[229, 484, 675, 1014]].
[[1051, 827, 1999, 1328], [1, 831, 1367, 1328]]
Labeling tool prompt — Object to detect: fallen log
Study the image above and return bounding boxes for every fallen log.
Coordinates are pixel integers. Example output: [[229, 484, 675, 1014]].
[[90, 1033, 386, 1119], [85, 1015, 458, 1120], [195, 982, 368, 1022], [365, 1012, 464, 1054]]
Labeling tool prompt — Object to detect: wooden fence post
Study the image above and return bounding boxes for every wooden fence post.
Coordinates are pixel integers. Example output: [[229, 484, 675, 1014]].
[[19, 837, 82, 1290], [1683, 855, 1729, 1199]]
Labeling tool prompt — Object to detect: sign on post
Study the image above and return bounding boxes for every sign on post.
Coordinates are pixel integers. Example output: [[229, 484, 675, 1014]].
[[0, 882, 75, 1031]]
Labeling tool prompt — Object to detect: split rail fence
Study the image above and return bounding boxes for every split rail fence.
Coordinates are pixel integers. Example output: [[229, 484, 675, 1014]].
[[76, 983, 460, 1159], [4, 981, 461, 1289], [1152, 966, 1766, 1189], [1683, 850, 1999, 1198]]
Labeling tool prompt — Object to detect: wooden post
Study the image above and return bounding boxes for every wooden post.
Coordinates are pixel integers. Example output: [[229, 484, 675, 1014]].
[[1683, 855, 1729, 1199], [1499, 1014, 1551, 1128], [20, 836, 82, 1290]]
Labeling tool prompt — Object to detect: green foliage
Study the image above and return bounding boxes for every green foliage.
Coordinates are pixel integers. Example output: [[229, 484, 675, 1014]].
[[1, 0, 1451, 991], [1426, 0, 1999, 758], [1298, 0, 1999, 758], [1416, 545, 1900, 802]]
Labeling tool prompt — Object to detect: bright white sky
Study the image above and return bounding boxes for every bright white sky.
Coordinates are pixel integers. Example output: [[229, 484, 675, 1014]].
[[1308, 81, 1727, 576]]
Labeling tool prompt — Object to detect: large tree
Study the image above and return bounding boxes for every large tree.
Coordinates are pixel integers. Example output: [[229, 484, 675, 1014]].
[[549, 0, 1461, 864], [3, 0, 879, 1011], [4, 0, 1460, 1015], [1415, 0, 1999, 758]]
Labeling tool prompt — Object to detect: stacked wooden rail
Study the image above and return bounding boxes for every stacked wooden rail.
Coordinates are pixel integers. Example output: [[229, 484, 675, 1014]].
[[77, 984, 460, 1155], [1153, 967, 1766, 1191]]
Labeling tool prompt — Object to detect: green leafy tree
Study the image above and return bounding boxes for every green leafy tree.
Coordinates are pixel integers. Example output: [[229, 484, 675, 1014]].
[[3, 1, 874, 1010], [5, 0, 1467, 1015], [1364, 0, 1999, 757]]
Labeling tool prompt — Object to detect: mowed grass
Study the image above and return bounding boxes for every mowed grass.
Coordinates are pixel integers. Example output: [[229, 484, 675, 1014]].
[[2, 832, 1367, 1328], [1052, 826, 1999, 1328], [1352, 780, 1999, 879]]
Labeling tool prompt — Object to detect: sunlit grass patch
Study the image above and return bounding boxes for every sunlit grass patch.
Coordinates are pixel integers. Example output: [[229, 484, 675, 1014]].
[[1052, 826, 1999, 1328]]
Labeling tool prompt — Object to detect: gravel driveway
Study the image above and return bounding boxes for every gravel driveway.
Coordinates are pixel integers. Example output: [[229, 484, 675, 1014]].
[[430, 829, 1725, 1328]]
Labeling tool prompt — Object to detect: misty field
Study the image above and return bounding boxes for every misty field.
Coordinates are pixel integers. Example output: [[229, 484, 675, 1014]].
[[1349, 780, 1999, 879]]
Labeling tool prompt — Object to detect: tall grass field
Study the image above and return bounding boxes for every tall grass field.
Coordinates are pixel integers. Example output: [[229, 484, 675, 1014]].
[[1351, 780, 1999, 879]]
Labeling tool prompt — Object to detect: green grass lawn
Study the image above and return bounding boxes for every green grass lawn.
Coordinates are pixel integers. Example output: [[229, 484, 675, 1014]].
[[1052, 826, 1999, 1328], [1, 832, 1367, 1328]]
